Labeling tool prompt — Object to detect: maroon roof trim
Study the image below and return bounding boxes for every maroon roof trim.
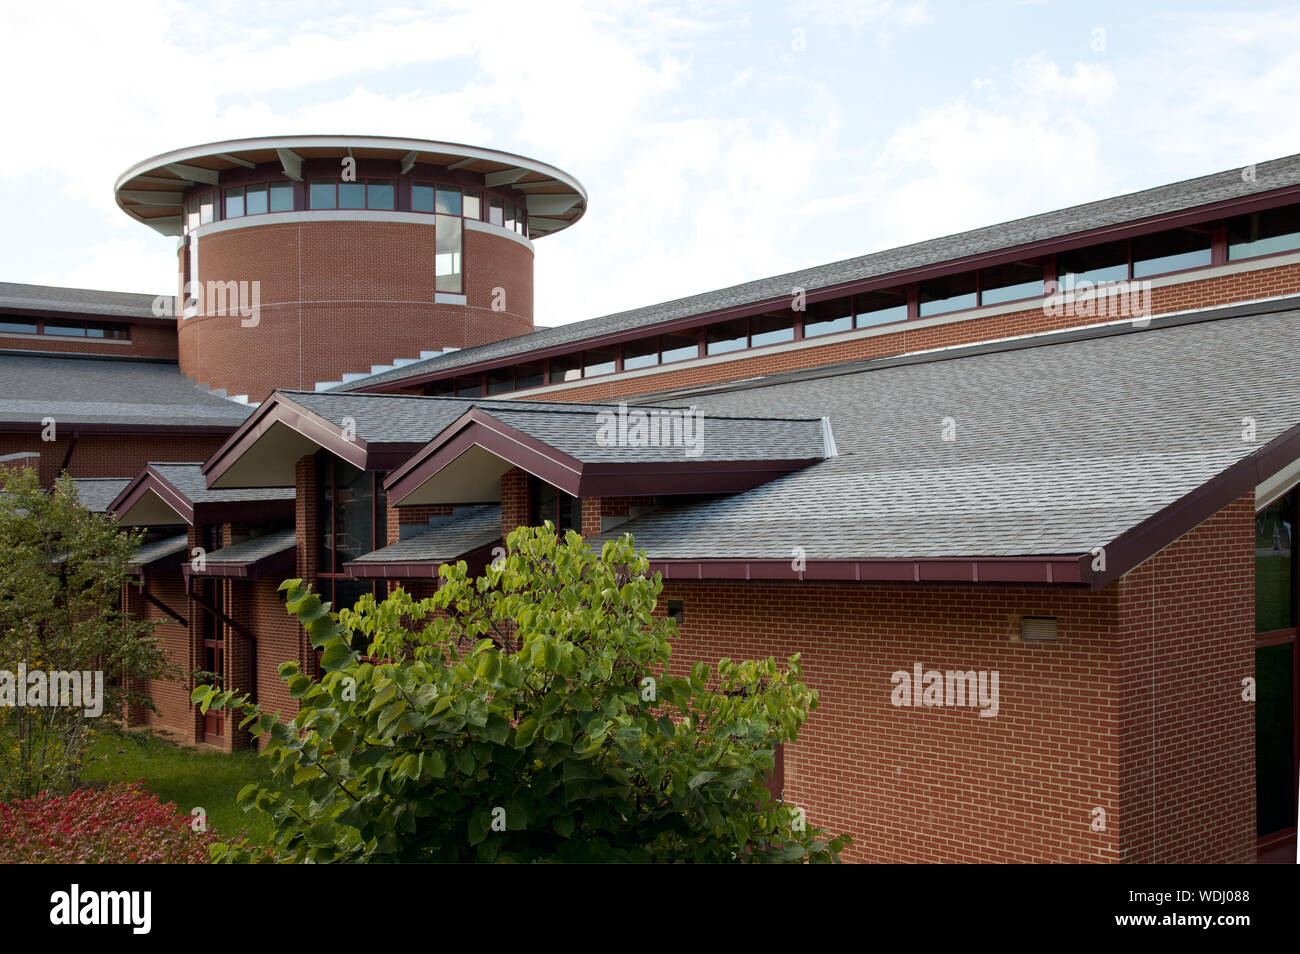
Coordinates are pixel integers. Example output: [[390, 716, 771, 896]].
[[1090, 419, 1300, 590], [0, 421, 236, 437], [650, 555, 1090, 586], [182, 545, 297, 580], [202, 392, 371, 487], [350, 182, 1300, 394], [383, 407, 818, 504], [111, 465, 195, 524], [108, 464, 294, 526], [345, 541, 499, 580]]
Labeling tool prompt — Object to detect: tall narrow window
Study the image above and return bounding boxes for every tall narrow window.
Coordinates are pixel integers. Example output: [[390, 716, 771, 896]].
[[436, 215, 463, 293], [224, 187, 245, 219], [464, 191, 482, 219], [489, 197, 505, 227], [528, 475, 579, 532], [245, 183, 269, 215], [269, 180, 294, 212], [310, 179, 337, 209]]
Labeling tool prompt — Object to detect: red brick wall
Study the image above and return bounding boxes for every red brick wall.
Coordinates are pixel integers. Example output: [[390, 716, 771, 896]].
[[524, 261, 1300, 404], [0, 432, 229, 486], [654, 494, 1258, 864], [1113, 493, 1256, 863], [386, 503, 453, 545], [501, 468, 528, 539], [127, 569, 198, 746], [0, 321, 177, 359], [294, 455, 320, 681], [181, 220, 533, 400]]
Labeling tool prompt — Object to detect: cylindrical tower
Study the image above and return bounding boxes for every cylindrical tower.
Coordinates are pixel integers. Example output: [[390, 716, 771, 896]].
[[115, 136, 586, 401]]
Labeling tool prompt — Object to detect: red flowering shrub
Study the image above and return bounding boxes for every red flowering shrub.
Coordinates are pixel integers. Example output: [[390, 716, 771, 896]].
[[0, 782, 218, 863]]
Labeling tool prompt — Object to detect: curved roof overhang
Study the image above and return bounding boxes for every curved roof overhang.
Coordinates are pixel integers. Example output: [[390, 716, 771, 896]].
[[115, 135, 587, 239]]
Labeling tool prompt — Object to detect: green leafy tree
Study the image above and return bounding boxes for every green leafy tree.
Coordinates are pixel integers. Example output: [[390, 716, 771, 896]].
[[0, 467, 172, 799], [196, 525, 850, 862]]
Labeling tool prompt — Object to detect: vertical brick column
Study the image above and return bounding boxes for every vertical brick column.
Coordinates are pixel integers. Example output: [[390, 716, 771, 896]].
[[294, 454, 319, 677], [500, 468, 529, 541]]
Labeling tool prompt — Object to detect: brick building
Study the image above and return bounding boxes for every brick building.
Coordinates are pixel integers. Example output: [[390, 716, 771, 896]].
[[3, 135, 1299, 863]]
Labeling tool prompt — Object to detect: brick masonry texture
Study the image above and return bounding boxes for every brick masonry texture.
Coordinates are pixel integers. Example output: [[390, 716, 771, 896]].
[[0, 321, 177, 360], [651, 494, 1255, 864], [181, 221, 534, 400], [0, 432, 229, 485], [525, 261, 1300, 404]]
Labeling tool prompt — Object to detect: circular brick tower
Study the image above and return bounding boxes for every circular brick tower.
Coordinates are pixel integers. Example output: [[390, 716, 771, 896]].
[[115, 136, 586, 402]]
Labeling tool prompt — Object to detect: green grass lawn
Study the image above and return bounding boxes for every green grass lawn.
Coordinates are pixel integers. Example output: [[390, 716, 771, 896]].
[[83, 730, 277, 845]]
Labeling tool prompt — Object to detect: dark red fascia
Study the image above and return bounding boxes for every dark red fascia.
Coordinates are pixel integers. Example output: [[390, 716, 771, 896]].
[[202, 392, 418, 488], [182, 544, 297, 580], [109, 464, 293, 526], [383, 407, 819, 505], [349, 180, 1300, 395]]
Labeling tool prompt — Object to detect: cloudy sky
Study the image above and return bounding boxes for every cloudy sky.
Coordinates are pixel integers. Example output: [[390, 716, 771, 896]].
[[3, 0, 1299, 328]]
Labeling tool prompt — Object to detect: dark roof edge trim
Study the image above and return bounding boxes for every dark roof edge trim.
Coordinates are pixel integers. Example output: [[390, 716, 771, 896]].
[[649, 555, 1090, 586], [110, 465, 196, 525], [347, 183, 1300, 393]]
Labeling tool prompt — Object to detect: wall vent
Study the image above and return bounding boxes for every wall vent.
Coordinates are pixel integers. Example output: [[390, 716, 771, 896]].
[[1019, 616, 1058, 642]]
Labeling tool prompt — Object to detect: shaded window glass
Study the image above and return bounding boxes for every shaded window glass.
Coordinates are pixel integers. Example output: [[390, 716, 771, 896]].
[[85, 324, 106, 338], [310, 180, 337, 209], [186, 198, 201, 232], [623, 337, 660, 370], [1058, 240, 1128, 286], [464, 191, 481, 219], [99, 324, 130, 340], [515, 361, 545, 390], [706, 317, 748, 355], [436, 187, 461, 215], [435, 215, 463, 293], [486, 369, 514, 395], [338, 181, 366, 209], [489, 197, 504, 227], [1256, 642, 1296, 836], [269, 181, 294, 212], [584, 347, 617, 377], [505, 204, 516, 233], [367, 179, 395, 210], [528, 475, 578, 532], [1256, 495, 1295, 632], [245, 183, 268, 215], [0, 320, 38, 334], [412, 183, 435, 213], [427, 381, 455, 397], [455, 376, 483, 397], [516, 210, 526, 234], [661, 330, 698, 363], [1132, 227, 1211, 277], [549, 353, 582, 384], [1228, 205, 1300, 260], [919, 272, 979, 317], [751, 312, 795, 347], [803, 298, 853, 337], [199, 196, 213, 224], [224, 187, 244, 218], [315, 457, 382, 577], [45, 320, 86, 337], [855, 291, 908, 327], [980, 261, 1043, 305]]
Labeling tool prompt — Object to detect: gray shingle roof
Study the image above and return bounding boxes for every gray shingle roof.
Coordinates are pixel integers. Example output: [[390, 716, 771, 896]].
[[69, 477, 131, 513], [594, 304, 1300, 560], [280, 390, 686, 446], [0, 282, 163, 320], [351, 506, 501, 564], [347, 152, 1300, 391], [205, 528, 296, 565], [146, 463, 294, 504], [0, 353, 253, 429], [130, 533, 188, 567]]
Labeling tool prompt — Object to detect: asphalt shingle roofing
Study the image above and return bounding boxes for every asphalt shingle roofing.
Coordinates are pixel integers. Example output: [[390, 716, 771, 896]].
[[0, 282, 162, 320], [351, 505, 501, 564], [594, 305, 1300, 560], [130, 533, 188, 567], [205, 528, 296, 564], [346, 152, 1300, 391], [69, 477, 131, 513], [146, 463, 294, 504], [0, 353, 253, 429]]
